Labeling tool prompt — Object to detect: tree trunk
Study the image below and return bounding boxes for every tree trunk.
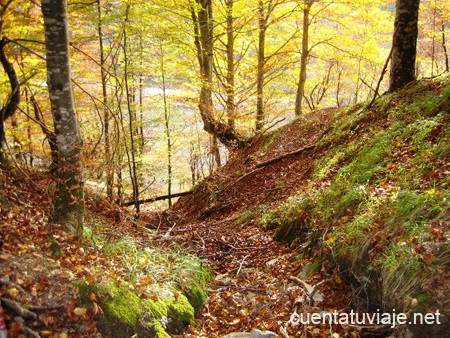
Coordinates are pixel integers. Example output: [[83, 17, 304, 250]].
[[0, 37, 20, 156], [96, 0, 114, 200], [388, 0, 420, 92], [294, 0, 313, 116], [442, 20, 449, 72], [255, 0, 266, 132], [42, 0, 84, 238], [191, 0, 246, 149], [159, 40, 173, 207], [225, 0, 236, 129], [122, 4, 140, 214]]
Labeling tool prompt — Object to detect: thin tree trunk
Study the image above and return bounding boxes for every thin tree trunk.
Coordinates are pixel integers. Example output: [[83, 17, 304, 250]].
[[255, 0, 266, 131], [42, 0, 84, 238], [442, 20, 449, 72], [294, 0, 312, 116], [96, 0, 114, 200], [225, 0, 236, 128], [159, 41, 173, 207], [122, 4, 140, 214]]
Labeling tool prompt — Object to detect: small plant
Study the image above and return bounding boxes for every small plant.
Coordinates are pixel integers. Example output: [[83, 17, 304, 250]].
[[262, 128, 281, 152], [376, 243, 425, 310]]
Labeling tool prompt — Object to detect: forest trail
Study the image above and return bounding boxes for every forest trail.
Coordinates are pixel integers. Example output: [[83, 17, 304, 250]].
[[143, 109, 361, 337], [146, 212, 355, 337]]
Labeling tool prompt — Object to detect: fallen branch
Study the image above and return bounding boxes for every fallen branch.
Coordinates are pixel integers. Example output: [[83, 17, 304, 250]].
[[255, 144, 316, 168], [289, 277, 327, 306], [1, 297, 37, 319], [122, 190, 193, 206], [26, 303, 65, 311], [21, 325, 41, 338], [236, 254, 250, 277], [254, 126, 331, 168], [0, 276, 27, 294]]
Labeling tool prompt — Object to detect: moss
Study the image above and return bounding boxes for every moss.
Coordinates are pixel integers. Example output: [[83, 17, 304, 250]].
[[143, 294, 193, 334], [167, 294, 194, 324], [74, 280, 195, 336], [101, 284, 142, 326], [262, 128, 281, 152], [234, 210, 255, 226], [144, 297, 169, 319], [184, 283, 208, 310], [151, 320, 171, 338], [72, 280, 93, 304]]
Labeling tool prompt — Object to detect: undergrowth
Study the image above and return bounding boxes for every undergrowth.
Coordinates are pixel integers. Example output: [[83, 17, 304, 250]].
[[256, 75, 450, 315]]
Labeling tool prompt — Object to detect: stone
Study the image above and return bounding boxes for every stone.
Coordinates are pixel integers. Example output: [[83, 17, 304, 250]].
[[222, 329, 277, 338], [265, 258, 278, 269]]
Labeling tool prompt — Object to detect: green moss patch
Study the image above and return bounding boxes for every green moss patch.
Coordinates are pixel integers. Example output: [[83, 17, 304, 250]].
[[75, 279, 195, 337]]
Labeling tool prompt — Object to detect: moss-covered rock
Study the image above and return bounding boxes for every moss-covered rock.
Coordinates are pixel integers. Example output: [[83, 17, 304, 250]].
[[75, 281, 195, 337], [184, 282, 208, 310]]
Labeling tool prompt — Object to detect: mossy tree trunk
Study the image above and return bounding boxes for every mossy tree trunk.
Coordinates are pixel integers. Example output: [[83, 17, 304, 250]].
[[388, 0, 420, 92], [42, 0, 84, 238]]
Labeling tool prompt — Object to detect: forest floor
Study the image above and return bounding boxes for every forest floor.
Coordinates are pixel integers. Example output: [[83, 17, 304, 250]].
[[0, 110, 358, 338], [1, 77, 450, 338]]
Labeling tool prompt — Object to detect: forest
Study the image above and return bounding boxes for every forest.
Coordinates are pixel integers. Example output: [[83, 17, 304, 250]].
[[0, 0, 450, 337]]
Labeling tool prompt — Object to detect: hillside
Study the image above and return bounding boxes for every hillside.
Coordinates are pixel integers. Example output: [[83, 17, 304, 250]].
[[166, 76, 450, 337], [1, 76, 449, 338]]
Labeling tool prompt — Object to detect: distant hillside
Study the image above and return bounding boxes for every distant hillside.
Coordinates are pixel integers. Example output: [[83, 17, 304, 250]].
[[174, 75, 450, 337]]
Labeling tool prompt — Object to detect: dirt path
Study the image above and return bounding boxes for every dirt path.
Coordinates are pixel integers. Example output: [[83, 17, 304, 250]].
[[143, 211, 355, 337], [137, 109, 360, 337]]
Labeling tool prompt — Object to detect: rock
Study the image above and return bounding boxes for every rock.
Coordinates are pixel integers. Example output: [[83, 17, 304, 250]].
[[265, 258, 278, 269], [215, 273, 233, 286], [250, 329, 277, 338], [222, 329, 277, 338]]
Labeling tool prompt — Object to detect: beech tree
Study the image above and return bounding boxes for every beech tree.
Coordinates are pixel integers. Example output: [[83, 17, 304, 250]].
[[190, 0, 246, 149], [42, 0, 84, 237], [294, 0, 313, 116], [389, 0, 420, 92], [0, 1, 20, 158]]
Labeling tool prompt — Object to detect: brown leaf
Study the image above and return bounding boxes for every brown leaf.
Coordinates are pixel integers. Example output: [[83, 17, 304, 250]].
[[91, 302, 103, 315], [423, 252, 439, 265]]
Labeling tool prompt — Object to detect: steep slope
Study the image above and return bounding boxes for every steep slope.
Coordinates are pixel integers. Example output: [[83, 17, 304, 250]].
[[168, 76, 450, 337]]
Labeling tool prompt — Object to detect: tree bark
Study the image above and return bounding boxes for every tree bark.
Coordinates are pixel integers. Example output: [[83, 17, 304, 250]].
[[225, 0, 236, 129], [96, 0, 114, 200], [42, 0, 84, 238], [442, 20, 449, 72], [295, 0, 313, 116], [122, 4, 141, 214], [0, 37, 20, 154], [255, 0, 266, 131], [388, 0, 420, 92], [191, 0, 246, 149], [30, 95, 58, 172]]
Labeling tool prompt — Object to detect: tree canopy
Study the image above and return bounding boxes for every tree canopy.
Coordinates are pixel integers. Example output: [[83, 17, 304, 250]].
[[0, 0, 448, 210]]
